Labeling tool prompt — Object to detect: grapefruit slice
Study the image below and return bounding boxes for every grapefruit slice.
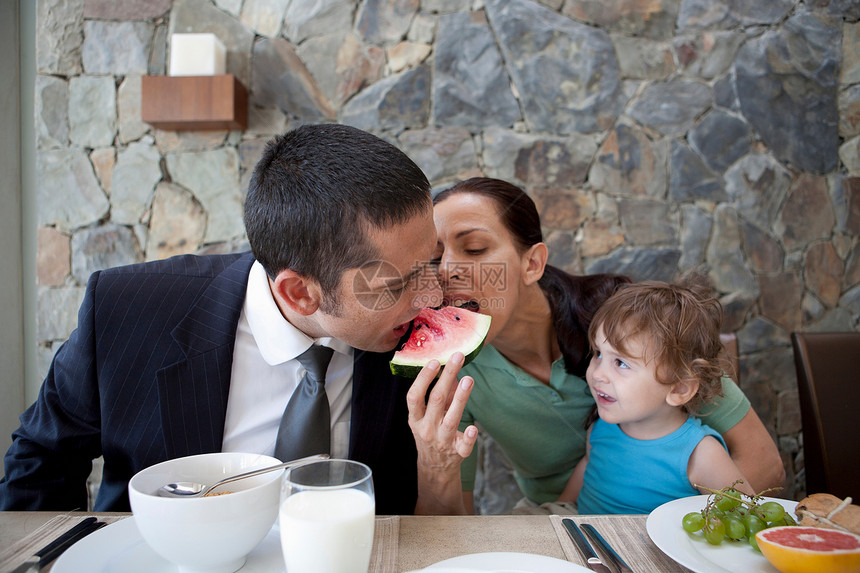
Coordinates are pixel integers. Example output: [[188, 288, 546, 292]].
[[756, 525, 860, 573], [390, 307, 491, 378]]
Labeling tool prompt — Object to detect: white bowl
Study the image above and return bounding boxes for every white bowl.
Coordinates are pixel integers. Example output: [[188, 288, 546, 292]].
[[128, 452, 282, 573]]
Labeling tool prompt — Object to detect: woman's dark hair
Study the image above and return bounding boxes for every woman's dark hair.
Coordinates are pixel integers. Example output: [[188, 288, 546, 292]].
[[244, 123, 431, 312], [434, 177, 630, 377]]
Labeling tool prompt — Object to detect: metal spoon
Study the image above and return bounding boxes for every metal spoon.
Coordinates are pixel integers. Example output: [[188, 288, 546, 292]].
[[157, 453, 329, 498]]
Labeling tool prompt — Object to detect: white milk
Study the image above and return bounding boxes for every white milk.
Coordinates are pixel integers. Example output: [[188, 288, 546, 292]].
[[279, 488, 375, 573]]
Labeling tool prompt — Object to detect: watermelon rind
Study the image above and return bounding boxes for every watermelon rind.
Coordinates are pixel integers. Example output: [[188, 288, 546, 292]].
[[390, 307, 492, 378]]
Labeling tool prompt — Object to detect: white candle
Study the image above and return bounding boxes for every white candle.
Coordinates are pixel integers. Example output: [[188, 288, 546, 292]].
[[169, 33, 226, 76]]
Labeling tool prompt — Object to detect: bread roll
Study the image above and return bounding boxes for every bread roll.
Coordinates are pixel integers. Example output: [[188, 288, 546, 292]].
[[795, 493, 860, 535]]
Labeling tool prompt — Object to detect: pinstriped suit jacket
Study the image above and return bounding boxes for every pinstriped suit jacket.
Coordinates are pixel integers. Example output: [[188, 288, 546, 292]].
[[0, 252, 418, 514]]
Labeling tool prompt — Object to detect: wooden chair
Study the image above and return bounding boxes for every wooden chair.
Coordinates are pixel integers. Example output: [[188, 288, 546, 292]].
[[790, 331, 860, 499]]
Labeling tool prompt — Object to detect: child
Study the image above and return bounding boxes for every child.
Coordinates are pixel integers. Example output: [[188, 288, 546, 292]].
[[557, 276, 755, 514]]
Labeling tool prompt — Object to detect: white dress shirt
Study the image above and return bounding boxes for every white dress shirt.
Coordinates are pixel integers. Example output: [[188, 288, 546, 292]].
[[222, 261, 353, 458]]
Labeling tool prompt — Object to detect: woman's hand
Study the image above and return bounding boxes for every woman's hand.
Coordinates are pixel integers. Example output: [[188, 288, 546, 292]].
[[407, 352, 478, 515]]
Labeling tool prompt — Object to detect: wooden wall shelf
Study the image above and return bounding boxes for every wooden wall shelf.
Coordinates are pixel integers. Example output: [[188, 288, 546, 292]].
[[141, 75, 248, 131]]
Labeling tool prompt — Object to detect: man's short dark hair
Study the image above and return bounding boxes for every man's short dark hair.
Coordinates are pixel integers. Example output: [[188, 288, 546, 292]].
[[244, 123, 431, 311]]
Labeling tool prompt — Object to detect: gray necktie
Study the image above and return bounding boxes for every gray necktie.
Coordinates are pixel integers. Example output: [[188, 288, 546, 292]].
[[274, 345, 335, 462]]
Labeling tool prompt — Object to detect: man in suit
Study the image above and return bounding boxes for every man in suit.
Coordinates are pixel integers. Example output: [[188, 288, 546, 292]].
[[0, 124, 478, 515]]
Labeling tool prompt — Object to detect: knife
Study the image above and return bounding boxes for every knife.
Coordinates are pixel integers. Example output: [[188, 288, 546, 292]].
[[10, 517, 104, 573], [561, 518, 612, 573], [582, 523, 633, 573]]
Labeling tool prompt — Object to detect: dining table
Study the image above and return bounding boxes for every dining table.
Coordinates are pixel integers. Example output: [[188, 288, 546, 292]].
[[0, 509, 693, 573]]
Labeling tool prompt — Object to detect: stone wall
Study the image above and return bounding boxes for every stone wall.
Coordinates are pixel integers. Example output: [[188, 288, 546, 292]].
[[34, 0, 860, 507]]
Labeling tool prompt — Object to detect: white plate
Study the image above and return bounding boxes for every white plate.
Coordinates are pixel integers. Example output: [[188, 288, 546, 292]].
[[646, 495, 798, 573], [52, 517, 285, 573], [423, 552, 590, 572]]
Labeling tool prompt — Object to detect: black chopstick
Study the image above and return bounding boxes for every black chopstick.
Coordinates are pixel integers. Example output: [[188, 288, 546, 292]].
[[33, 517, 97, 560], [38, 518, 105, 567]]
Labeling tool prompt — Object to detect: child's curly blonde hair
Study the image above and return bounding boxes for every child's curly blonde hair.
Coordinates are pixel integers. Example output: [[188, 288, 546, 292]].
[[587, 274, 729, 414]]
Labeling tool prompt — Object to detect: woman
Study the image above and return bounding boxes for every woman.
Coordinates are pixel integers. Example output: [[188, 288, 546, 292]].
[[428, 177, 785, 514]]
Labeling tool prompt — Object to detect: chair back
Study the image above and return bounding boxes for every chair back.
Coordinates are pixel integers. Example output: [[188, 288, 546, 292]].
[[791, 331, 860, 499]]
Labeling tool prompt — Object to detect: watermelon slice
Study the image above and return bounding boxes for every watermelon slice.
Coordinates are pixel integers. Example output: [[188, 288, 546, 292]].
[[389, 306, 492, 378]]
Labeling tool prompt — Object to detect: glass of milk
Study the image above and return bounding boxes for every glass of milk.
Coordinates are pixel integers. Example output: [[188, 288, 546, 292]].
[[279, 459, 375, 573]]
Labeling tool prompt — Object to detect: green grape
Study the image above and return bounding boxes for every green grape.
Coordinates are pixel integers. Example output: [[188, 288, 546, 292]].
[[683, 482, 797, 549], [682, 512, 705, 533], [744, 513, 767, 537], [724, 515, 746, 541], [703, 517, 726, 545], [715, 488, 742, 512], [757, 501, 786, 523], [748, 533, 761, 552], [772, 515, 796, 528]]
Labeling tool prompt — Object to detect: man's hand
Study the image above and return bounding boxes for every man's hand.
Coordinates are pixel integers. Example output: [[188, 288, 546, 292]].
[[406, 352, 478, 515]]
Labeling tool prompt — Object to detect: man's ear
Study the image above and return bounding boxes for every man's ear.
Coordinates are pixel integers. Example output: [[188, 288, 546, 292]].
[[667, 379, 699, 407], [270, 269, 321, 316], [522, 242, 548, 286]]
